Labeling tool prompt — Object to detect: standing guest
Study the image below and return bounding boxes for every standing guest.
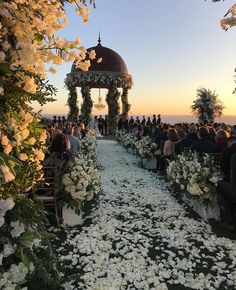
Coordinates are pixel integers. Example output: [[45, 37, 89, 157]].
[[129, 116, 134, 126], [123, 117, 129, 130], [118, 117, 123, 130], [104, 115, 108, 135], [136, 116, 140, 125], [65, 127, 81, 156], [62, 116, 66, 125], [214, 129, 229, 153], [146, 117, 152, 127], [52, 115, 57, 124], [98, 115, 105, 135], [191, 126, 215, 153], [152, 114, 157, 125], [141, 116, 146, 126], [163, 128, 179, 157], [157, 114, 161, 125]]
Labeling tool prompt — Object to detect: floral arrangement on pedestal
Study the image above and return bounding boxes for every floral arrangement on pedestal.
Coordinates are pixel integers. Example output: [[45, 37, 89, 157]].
[[115, 129, 127, 143], [167, 151, 222, 202], [61, 155, 101, 214], [135, 137, 161, 159], [191, 87, 224, 124]]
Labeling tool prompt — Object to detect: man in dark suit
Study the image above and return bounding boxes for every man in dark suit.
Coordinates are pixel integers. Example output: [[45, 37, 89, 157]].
[[191, 126, 215, 153], [104, 115, 108, 135], [98, 115, 104, 135]]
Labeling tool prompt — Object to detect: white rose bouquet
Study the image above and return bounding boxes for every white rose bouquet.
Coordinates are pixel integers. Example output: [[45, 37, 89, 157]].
[[167, 151, 222, 201], [61, 155, 101, 214], [135, 137, 161, 159]]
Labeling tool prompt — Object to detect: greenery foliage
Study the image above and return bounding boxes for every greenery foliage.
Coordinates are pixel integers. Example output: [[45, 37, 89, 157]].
[[191, 87, 224, 124]]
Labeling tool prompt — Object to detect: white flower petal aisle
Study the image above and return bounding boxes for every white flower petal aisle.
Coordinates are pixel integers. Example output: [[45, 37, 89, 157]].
[[57, 140, 236, 290]]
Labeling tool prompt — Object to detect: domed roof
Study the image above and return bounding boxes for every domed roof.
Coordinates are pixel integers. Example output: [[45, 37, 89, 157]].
[[71, 37, 128, 75]]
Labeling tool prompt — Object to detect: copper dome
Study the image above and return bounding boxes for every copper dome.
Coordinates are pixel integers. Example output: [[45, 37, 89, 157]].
[[71, 39, 128, 75]]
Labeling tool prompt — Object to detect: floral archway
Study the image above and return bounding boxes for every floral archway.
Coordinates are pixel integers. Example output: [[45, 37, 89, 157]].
[[65, 39, 133, 134]]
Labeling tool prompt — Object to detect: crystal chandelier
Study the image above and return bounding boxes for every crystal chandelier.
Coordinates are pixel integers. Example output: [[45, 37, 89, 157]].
[[94, 88, 105, 110]]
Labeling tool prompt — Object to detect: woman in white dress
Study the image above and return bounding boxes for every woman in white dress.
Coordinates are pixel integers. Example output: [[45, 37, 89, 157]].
[[87, 116, 103, 137]]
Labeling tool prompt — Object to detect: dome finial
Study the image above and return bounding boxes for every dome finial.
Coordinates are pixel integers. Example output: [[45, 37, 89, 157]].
[[98, 32, 101, 46]]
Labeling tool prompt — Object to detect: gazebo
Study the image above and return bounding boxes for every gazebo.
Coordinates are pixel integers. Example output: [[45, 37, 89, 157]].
[[65, 36, 133, 134]]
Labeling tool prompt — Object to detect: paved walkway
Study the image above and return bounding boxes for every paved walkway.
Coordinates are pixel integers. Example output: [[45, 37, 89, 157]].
[[59, 140, 236, 290]]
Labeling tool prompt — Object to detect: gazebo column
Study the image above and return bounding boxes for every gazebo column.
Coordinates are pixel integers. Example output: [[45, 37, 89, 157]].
[[106, 86, 120, 135], [121, 87, 131, 118], [67, 86, 79, 121], [81, 86, 93, 125]]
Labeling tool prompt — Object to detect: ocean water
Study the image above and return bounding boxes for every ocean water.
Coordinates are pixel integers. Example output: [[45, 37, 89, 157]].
[[42, 114, 236, 125]]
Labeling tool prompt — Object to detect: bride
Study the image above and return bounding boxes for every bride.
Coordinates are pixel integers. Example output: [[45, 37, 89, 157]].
[[87, 116, 103, 137]]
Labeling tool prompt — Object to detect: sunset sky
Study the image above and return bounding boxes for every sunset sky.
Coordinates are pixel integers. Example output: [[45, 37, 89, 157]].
[[33, 0, 236, 117]]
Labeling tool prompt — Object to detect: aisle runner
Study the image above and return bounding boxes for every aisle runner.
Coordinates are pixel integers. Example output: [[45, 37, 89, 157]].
[[59, 140, 236, 290]]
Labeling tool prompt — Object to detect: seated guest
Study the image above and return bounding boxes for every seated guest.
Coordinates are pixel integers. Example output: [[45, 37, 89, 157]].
[[65, 127, 81, 156], [214, 129, 229, 153], [51, 123, 62, 140], [73, 125, 81, 139], [191, 126, 215, 153], [44, 133, 72, 168], [157, 123, 169, 151], [220, 137, 236, 182], [175, 129, 188, 155], [217, 153, 236, 231], [163, 128, 179, 157], [79, 123, 86, 139], [230, 125, 236, 141], [186, 124, 198, 147], [208, 127, 216, 144]]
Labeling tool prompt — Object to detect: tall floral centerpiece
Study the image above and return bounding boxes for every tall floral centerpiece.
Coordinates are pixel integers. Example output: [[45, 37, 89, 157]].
[[191, 87, 224, 124], [0, 0, 95, 288]]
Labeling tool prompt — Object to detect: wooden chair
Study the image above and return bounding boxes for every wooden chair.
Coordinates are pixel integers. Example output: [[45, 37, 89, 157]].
[[32, 166, 61, 226]]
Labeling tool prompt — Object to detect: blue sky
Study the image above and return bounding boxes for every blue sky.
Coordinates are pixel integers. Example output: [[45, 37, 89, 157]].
[[34, 0, 236, 116]]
